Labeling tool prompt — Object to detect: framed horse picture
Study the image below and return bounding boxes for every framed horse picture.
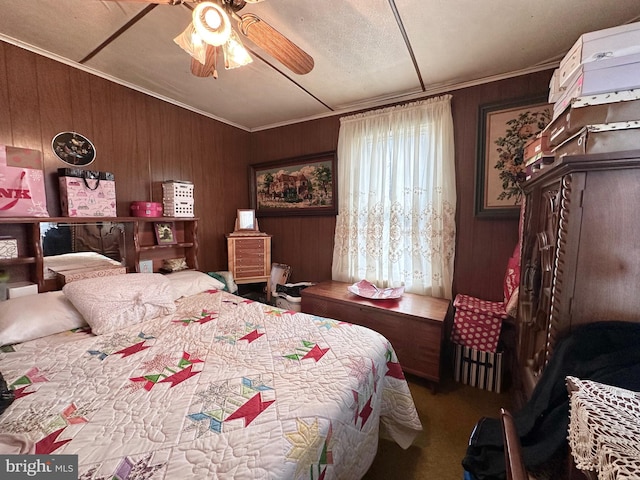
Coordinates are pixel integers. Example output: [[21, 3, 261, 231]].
[[250, 151, 337, 217]]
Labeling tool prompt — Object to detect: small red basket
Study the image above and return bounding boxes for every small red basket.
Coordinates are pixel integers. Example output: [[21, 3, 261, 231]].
[[130, 201, 163, 217]]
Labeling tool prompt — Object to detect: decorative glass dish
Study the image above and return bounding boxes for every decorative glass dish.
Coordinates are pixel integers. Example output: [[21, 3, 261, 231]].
[[347, 280, 404, 300]]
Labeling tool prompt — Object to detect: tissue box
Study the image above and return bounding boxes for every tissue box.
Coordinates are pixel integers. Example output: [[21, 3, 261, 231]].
[[453, 343, 504, 393], [7, 281, 38, 298], [0, 237, 18, 259]]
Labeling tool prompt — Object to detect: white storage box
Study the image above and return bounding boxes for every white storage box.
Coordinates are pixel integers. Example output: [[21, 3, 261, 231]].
[[162, 181, 194, 200], [453, 343, 504, 393], [163, 180, 194, 217], [552, 53, 640, 119], [163, 199, 194, 218], [7, 281, 38, 298], [558, 21, 640, 88], [548, 68, 562, 103]]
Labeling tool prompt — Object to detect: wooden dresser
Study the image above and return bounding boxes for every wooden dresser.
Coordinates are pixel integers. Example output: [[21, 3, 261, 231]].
[[301, 281, 451, 384], [516, 149, 640, 403], [226, 233, 272, 299]]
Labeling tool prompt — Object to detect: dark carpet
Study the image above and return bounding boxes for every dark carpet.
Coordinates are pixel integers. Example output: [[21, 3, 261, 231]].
[[363, 352, 512, 480]]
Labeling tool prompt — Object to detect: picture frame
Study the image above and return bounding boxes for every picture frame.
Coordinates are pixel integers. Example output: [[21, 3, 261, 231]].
[[139, 259, 153, 273], [154, 222, 176, 245], [475, 94, 552, 218], [235, 209, 257, 231], [250, 151, 337, 217]]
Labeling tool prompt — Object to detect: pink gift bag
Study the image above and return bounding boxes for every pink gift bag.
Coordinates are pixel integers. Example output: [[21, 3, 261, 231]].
[[0, 145, 49, 217], [58, 168, 116, 217]]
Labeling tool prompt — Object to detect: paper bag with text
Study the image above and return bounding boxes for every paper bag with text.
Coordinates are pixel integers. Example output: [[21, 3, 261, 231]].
[[0, 145, 49, 217]]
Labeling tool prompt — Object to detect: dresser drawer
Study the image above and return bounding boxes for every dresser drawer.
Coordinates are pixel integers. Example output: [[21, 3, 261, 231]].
[[234, 238, 266, 251], [235, 265, 268, 277], [235, 254, 265, 266]]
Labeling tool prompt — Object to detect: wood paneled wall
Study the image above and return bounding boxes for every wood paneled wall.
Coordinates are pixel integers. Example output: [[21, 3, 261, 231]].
[[251, 71, 553, 301], [250, 119, 340, 284], [450, 71, 553, 300], [0, 41, 251, 272], [1, 40, 552, 301]]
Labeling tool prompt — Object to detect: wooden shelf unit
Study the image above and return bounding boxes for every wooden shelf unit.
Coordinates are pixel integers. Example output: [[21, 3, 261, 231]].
[[0, 216, 199, 292], [131, 218, 198, 273]]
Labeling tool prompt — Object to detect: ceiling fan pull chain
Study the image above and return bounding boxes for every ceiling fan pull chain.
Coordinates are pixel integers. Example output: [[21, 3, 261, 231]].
[[213, 45, 219, 79]]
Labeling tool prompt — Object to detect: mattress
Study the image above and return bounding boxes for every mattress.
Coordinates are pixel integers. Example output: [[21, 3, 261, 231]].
[[0, 290, 422, 479]]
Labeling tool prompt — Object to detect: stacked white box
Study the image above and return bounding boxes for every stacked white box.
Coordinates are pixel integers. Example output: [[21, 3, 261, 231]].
[[548, 22, 640, 118], [556, 22, 640, 89], [543, 22, 640, 160], [162, 181, 194, 217]]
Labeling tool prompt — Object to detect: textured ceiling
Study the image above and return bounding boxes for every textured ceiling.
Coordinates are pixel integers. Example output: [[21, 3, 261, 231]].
[[1, 0, 640, 131]]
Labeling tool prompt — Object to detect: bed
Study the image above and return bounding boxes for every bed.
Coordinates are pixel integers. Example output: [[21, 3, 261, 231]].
[[0, 271, 422, 479]]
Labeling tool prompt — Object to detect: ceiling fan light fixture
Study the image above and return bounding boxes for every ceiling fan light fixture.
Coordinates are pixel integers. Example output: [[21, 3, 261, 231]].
[[173, 22, 207, 65], [192, 2, 231, 47], [223, 29, 252, 69]]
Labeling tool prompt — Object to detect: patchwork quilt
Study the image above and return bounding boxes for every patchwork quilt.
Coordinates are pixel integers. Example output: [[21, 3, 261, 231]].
[[0, 290, 422, 479]]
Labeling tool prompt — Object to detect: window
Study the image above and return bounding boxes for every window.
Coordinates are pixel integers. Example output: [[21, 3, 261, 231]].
[[332, 95, 456, 298]]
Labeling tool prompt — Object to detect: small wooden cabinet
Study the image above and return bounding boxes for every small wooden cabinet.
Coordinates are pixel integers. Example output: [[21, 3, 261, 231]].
[[226, 234, 272, 299], [301, 281, 450, 384]]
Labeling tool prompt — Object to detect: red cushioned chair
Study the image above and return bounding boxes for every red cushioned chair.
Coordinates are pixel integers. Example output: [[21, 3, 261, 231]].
[[451, 244, 520, 353]]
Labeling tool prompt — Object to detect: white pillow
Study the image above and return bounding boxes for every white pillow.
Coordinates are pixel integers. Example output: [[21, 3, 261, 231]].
[[0, 291, 87, 346], [62, 273, 176, 335], [164, 270, 225, 300]]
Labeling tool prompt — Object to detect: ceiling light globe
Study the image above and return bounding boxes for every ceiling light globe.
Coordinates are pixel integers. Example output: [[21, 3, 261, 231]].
[[193, 2, 231, 47], [204, 10, 222, 29]]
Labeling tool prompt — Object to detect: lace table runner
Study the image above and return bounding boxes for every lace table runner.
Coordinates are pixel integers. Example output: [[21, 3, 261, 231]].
[[567, 376, 640, 480]]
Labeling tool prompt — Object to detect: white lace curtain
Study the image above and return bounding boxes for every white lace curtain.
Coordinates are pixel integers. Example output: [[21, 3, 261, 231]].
[[331, 95, 456, 299]]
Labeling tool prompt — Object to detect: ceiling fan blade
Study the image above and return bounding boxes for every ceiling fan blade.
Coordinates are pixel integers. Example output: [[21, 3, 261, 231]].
[[191, 44, 219, 78], [238, 13, 314, 75]]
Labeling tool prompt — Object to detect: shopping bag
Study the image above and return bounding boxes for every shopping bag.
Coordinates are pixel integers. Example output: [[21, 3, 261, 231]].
[[58, 168, 116, 217], [0, 145, 49, 217]]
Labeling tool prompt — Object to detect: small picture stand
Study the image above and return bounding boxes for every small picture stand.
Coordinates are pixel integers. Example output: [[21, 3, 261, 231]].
[[230, 209, 266, 236]]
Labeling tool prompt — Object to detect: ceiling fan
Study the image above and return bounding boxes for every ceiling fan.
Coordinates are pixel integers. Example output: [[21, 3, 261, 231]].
[[110, 0, 314, 78]]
